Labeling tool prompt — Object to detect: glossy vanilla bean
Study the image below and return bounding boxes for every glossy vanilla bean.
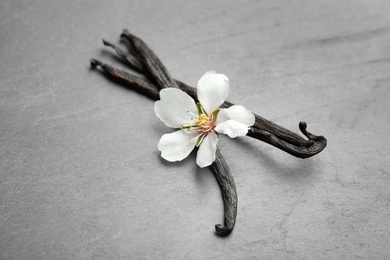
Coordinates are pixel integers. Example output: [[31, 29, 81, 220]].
[[90, 58, 160, 100], [90, 30, 327, 236], [121, 29, 180, 90], [96, 34, 327, 158], [211, 149, 237, 236], [91, 32, 237, 236], [175, 81, 327, 158]]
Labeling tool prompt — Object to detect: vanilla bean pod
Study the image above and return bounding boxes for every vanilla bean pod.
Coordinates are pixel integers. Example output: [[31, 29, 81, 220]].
[[102, 39, 144, 72], [97, 32, 327, 158], [92, 33, 237, 236], [211, 148, 237, 236], [90, 58, 159, 100], [91, 58, 326, 159], [174, 81, 327, 158], [90, 30, 327, 235], [120, 31, 237, 236], [121, 29, 180, 90]]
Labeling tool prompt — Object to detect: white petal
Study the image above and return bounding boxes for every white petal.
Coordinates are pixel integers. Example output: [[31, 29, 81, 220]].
[[197, 71, 229, 113], [158, 130, 197, 162], [215, 105, 255, 138], [154, 88, 198, 128], [217, 105, 255, 125], [196, 132, 218, 168]]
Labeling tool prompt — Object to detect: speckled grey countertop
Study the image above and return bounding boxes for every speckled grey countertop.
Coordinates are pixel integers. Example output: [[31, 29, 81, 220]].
[[1, 0, 390, 259]]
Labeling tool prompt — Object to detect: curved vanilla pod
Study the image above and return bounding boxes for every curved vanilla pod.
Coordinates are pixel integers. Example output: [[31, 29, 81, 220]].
[[90, 30, 327, 235]]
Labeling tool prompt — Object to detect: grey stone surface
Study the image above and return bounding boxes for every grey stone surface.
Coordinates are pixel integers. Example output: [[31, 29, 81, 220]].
[[1, 0, 390, 259]]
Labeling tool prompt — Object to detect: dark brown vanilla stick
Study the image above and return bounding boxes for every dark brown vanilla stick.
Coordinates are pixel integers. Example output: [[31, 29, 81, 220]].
[[175, 82, 327, 158], [119, 32, 237, 236], [90, 30, 327, 235], [102, 34, 327, 158], [92, 34, 237, 236], [102, 39, 144, 72], [121, 29, 180, 90], [90, 58, 159, 100], [91, 57, 327, 159], [211, 149, 237, 236]]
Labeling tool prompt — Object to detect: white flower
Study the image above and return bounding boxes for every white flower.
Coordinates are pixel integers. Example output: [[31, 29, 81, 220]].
[[154, 71, 255, 168]]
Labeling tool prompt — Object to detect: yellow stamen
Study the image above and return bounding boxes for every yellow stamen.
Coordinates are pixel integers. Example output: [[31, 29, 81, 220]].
[[196, 113, 208, 127]]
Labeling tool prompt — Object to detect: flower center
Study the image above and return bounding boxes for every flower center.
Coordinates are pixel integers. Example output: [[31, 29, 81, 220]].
[[196, 113, 210, 128], [181, 112, 216, 134], [197, 113, 216, 133], [181, 104, 220, 147]]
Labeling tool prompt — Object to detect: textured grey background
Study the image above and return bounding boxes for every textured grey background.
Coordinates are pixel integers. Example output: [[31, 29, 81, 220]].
[[1, 0, 390, 259]]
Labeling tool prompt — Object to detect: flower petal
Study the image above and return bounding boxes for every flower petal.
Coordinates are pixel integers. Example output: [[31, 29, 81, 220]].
[[154, 88, 198, 128], [197, 71, 229, 113], [215, 105, 255, 138], [196, 132, 218, 168], [158, 130, 197, 162]]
